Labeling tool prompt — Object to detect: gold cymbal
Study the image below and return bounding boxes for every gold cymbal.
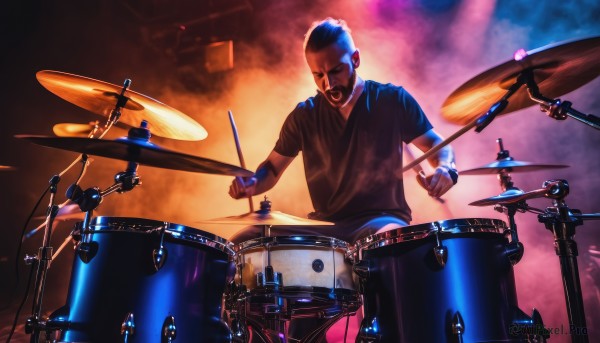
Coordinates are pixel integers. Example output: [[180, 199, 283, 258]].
[[16, 135, 253, 177], [53, 122, 128, 138], [37, 70, 208, 141], [442, 36, 600, 124], [0, 165, 16, 171], [200, 210, 334, 226]]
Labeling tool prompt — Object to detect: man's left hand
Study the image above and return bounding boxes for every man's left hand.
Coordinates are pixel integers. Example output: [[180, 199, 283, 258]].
[[416, 167, 455, 198]]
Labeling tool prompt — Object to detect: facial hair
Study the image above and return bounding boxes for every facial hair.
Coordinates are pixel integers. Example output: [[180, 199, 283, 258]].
[[323, 68, 357, 108]]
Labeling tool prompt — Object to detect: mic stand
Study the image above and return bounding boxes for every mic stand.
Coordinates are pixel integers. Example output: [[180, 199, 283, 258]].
[[25, 175, 60, 343], [537, 180, 589, 342]]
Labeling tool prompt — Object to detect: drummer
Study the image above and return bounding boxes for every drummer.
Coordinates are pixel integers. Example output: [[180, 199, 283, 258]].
[[229, 17, 458, 244]]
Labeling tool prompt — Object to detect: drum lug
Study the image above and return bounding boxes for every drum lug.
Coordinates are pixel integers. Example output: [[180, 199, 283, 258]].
[[76, 241, 98, 263], [511, 307, 550, 342], [505, 241, 525, 265], [47, 304, 70, 330], [153, 246, 168, 271], [153, 223, 169, 271], [353, 260, 370, 279], [257, 266, 283, 288], [357, 316, 381, 342], [451, 311, 465, 343], [230, 317, 248, 343], [161, 315, 177, 342], [433, 228, 448, 268], [120, 312, 135, 342]]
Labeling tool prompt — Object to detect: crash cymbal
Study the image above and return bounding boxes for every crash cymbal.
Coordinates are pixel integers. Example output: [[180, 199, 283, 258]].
[[469, 188, 545, 207], [16, 135, 253, 177], [461, 158, 569, 175], [442, 36, 600, 124], [53, 122, 128, 138], [0, 165, 16, 171], [200, 211, 334, 226], [37, 70, 207, 141]]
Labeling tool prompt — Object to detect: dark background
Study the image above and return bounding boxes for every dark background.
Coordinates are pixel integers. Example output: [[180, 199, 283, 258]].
[[1, 1, 600, 341]]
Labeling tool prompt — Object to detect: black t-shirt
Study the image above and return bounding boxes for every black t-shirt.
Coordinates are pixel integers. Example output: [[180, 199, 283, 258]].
[[274, 80, 432, 223]]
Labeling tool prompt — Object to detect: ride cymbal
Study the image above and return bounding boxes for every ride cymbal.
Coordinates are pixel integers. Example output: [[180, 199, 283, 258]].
[[461, 158, 569, 175], [442, 36, 600, 124], [16, 135, 253, 177], [37, 70, 207, 141]]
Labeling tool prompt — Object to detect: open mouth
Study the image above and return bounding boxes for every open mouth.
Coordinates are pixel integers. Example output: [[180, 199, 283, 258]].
[[327, 89, 343, 101]]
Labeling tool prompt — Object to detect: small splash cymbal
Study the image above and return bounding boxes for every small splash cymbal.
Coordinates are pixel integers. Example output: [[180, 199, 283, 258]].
[[470, 180, 568, 206], [461, 158, 569, 175]]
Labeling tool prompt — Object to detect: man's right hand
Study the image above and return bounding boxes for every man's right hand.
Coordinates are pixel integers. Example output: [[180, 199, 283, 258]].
[[229, 176, 257, 199]]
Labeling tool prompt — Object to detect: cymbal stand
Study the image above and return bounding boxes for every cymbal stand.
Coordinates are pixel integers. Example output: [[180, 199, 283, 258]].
[[23, 151, 92, 341], [103, 78, 132, 134], [493, 138, 516, 192], [486, 138, 525, 263], [536, 180, 589, 342], [22, 78, 134, 342], [523, 69, 600, 130]]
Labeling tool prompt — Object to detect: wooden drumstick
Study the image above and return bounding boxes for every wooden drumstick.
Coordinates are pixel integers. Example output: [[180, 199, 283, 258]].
[[228, 110, 254, 212]]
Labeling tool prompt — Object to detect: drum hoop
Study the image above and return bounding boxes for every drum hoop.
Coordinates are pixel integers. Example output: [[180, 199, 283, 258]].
[[355, 218, 508, 252], [80, 216, 235, 255], [236, 235, 350, 253]]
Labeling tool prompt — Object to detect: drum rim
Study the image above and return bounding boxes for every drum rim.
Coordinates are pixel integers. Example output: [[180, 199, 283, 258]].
[[236, 235, 350, 253], [354, 217, 508, 252], [81, 216, 235, 255]]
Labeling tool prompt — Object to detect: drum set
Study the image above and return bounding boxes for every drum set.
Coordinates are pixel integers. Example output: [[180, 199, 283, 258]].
[[6, 36, 600, 343]]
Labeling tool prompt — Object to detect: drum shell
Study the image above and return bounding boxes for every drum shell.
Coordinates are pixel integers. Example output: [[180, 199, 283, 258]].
[[235, 236, 354, 291], [358, 231, 522, 342], [52, 217, 234, 343]]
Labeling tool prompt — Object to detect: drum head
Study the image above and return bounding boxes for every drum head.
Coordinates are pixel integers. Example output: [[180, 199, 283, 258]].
[[355, 218, 507, 252], [81, 216, 234, 255], [235, 235, 350, 253]]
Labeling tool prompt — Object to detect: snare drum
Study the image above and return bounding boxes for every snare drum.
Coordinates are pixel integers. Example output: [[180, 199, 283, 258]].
[[353, 218, 534, 343], [226, 236, 361, 342], [48, 217, 235, 342]]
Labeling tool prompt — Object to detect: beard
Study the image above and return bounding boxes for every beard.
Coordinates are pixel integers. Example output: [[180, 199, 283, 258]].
[[323, 69, 357, 108]]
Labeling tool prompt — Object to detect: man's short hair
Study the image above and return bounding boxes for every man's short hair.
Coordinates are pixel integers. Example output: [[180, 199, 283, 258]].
[[304, 18, 354, 53]]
